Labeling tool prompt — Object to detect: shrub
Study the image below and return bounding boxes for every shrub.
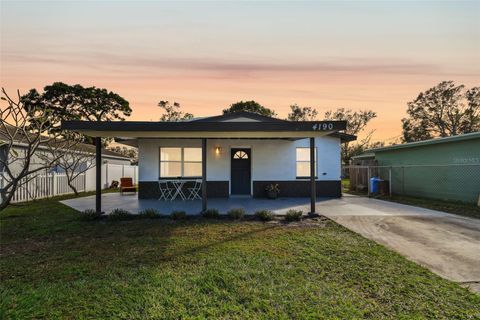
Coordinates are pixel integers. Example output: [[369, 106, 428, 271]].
[[255, 209, 274, 221], [227, 208, 245, 220], [202, 208, 220, 219], [285, 209, 303, 222], [138, 208, 161, 219], [170, 210, 187, 220], [80, 209, 102, 221], [108, 208, 134, 221]]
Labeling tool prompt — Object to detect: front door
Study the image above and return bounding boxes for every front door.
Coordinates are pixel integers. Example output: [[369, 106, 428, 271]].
[[231, 148, 251, 195]]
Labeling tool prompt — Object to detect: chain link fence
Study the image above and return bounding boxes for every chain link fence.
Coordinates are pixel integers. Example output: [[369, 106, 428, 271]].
[[343, 164, 480, 204]]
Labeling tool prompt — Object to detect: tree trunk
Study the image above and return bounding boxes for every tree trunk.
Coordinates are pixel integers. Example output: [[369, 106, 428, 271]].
[[67, 180, 79, 196], [0, 182, 16, 211]]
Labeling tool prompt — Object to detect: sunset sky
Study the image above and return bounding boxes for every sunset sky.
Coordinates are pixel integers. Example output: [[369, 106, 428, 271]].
[[1, 1, 479, 142]]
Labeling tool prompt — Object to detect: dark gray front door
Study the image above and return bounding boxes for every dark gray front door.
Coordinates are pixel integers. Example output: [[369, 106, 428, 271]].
[[231, 148, 251, 195]]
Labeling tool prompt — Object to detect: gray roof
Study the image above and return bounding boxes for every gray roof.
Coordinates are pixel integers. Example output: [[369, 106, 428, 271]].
[[1, 123, 132, 160], [368, 131, 480, 153], [351, 152, 376, 160]]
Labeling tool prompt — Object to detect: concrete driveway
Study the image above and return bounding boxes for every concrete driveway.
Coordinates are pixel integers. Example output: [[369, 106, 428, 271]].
[[318, 194, 480, 293]]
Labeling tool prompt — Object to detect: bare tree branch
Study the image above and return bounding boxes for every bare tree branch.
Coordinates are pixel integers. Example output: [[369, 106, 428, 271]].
[[1, 88, 82, 210]]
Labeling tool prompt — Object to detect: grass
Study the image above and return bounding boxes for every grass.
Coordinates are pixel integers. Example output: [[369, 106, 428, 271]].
[[341, 178, 351, 192], [1, 197, 479, 319], [376, 194, 480, 220], [342, 179, 480, 220]]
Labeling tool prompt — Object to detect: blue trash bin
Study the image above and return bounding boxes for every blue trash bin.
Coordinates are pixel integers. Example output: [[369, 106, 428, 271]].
[[370, 177, 381, 194]]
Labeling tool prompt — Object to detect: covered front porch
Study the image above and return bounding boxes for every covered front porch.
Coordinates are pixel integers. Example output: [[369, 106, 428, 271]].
[[61, 192, 329, 215], [61, 111, 350, 215]]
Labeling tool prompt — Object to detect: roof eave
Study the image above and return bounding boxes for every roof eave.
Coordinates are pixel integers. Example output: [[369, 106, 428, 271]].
[[61, 120, 347, 138], [368, 132, 480, 153]]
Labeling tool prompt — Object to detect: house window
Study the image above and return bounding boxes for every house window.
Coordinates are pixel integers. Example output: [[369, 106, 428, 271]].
[[160, 147, 202, 178], [233, 150, 248, 159], [296, 147, 317, 178]]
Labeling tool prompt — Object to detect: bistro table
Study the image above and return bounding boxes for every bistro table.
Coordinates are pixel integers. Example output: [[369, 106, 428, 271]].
[[169, 180, 187, 200], [160, 179, 202, 201]]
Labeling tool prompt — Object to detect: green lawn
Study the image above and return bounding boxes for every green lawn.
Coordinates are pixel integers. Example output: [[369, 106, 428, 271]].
[[1, 196, 479, 319]]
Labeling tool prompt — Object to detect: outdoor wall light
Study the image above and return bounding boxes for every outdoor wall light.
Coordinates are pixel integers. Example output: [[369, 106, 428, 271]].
[[215, 147, 222, 155]]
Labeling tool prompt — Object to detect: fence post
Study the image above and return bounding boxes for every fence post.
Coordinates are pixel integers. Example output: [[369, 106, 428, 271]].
[[105, 163, 108, 189], [402, 166, 405, 194], [53, 172, 57, 196], [355, 168, 359, 192], [122, 164, 125, 178], [367, 166, 371, 196], [389, 167, 392, 197], [45, 168, 49, 198]]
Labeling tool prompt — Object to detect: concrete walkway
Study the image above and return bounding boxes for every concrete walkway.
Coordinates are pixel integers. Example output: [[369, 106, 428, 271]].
[[318, 194, 480, 293]]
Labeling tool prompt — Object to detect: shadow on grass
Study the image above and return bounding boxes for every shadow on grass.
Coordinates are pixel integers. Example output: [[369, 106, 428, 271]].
[[155, 222, 278, 263]]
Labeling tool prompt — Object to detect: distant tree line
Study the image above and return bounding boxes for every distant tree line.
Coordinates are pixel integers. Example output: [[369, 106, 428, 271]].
[[401, 81, 479, 142]]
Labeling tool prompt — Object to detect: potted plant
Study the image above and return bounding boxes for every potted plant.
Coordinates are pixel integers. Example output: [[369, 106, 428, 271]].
[[265, 183, 280, 199]]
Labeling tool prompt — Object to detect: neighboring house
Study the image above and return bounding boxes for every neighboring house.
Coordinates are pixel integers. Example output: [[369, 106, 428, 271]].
[[0, 126, 134, 190], [0, 139, 132, 176], [353, 132, 480, 203], [63, 111, 355, 213]]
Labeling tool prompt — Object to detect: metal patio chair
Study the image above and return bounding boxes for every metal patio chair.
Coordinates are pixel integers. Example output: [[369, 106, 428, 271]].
[[158, 180, 174, 200], [187, 179, 202, 200]]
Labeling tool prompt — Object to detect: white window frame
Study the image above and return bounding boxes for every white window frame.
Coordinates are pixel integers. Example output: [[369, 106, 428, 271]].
[[296, 147, 317, 179], [159, 147, 202, 178]]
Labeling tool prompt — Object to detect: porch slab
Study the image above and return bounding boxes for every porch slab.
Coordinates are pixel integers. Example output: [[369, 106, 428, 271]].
[[61, 192, 328, 215]]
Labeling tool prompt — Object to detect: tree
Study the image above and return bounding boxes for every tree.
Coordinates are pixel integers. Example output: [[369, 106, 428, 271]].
[[347, 139, 384, 161], [20, 82, 131, 143], [402, 81, 480, 142], [324, 108, 377, 164], [0, 88, 77, 210], [55, 143, 96, 195], [108, 146, 138, 164], [287, 104, 318, 121], [158, 101, 194, 121], [223, 100, 277, 117]]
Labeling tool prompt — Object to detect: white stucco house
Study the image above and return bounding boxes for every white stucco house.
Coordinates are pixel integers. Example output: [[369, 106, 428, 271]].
[[62, 111, 355, 213]]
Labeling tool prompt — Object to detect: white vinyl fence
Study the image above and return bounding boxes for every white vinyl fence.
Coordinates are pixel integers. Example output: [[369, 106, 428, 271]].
[[0, 172, 86, 203], [1, 163, 138, 204]]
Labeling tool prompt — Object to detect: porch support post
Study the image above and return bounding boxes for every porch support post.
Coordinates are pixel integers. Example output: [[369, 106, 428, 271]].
[[202, 138, 207, 212], [95, 137, 102, 214], [310, 137, 316, 215]]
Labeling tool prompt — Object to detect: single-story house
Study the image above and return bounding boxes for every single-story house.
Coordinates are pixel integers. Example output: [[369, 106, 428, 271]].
[[62, 111, 355, 213], [0, 124, 132, 175], [0, 124, 134, 201], [352, 132, 480, 203]]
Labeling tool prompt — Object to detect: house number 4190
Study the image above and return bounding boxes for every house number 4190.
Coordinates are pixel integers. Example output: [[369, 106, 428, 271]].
[[312, 123, 334, 131]]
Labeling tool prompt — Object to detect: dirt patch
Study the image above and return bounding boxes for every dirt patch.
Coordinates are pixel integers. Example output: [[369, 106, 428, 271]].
[[0, 239, 50, 257], [270, 215, 329, 228]]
